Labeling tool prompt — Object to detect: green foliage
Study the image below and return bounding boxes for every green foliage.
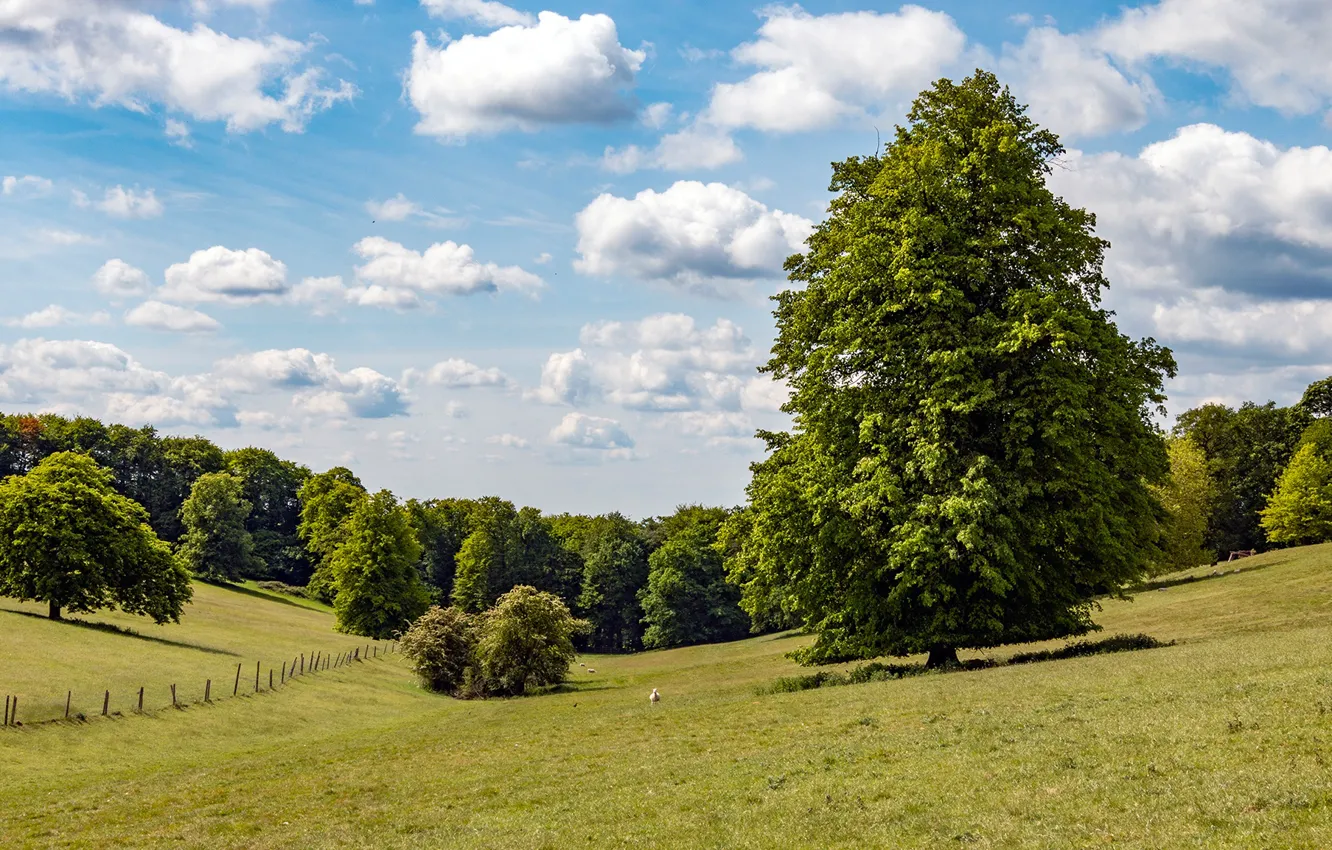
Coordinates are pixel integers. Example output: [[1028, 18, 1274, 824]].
[[730, 71, 1175, 666], [225, 447, 311, 583], [574, 513, 650, 652], [399, 605, 477, 695], [0, 452, 191, 623], [405, 498, 473, 602], [1151, 438, 1217, 573], [640, 506, 748, 649], [1299, 376, 1332, 418], [328, 490, 430, 639], [176, 472, 263, 583], [474, 585, 588, 696], [297, 468, 368, 602], [1174, 401, 1310, 553], [1260, 444, 1332, 545]]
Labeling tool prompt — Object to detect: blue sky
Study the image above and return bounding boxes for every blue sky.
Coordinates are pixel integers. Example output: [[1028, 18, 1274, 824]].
[[2, 0, 1331, 516]]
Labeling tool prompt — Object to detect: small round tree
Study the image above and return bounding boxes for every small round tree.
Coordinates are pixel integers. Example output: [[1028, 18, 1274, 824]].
[[475, 586, 588, 696], [399, 606, 477, 695], [0, 452, 192, 622]]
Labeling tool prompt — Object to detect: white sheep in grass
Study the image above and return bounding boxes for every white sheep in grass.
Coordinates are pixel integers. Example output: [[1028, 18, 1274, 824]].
[[586, 668, 596, 674], [649, 688, 660, 705]]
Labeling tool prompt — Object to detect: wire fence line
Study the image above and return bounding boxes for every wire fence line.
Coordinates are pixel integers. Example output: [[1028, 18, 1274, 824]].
[[1, 640, 401, 730]]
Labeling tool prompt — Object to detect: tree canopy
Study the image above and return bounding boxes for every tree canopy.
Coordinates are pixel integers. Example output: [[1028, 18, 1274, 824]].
[[1260, 443, 1332, 545], [729, 70, 1176, 666], [176, 472, 263, 583], [328, 490, 430, 638], [1151, 438, 1216, 573], [0, 452, 191, 622]]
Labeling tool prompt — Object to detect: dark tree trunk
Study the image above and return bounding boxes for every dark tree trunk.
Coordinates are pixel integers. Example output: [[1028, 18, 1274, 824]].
[[48, 600, 61, 620], [925, 645, 958, 669]]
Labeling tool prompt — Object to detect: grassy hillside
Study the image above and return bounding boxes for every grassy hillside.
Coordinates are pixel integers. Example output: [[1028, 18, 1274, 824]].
[[0, 581, 389, 721], [5, 545, 1332, 848]]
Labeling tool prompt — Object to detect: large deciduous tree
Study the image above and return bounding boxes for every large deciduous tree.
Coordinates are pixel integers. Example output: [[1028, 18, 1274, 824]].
[[729, 71, 1176, 667], [176, 472, 263, 583], [0, 452, 192, 622], [328, 490, 430, 639]]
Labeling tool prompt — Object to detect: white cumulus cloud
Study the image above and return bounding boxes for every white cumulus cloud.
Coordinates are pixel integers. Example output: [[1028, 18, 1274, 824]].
[[352, 236, 542, 303], [92, 259, 152, 298], [549, 411, 634, 451], [703, 5, 966, 132], [125, 301, 222, 334], [160, 246, 289, 305], [420, 358, 511, 388], [406, 12, 645, 139], [575, 181, 813, 295], [0, 0, 355, 133]]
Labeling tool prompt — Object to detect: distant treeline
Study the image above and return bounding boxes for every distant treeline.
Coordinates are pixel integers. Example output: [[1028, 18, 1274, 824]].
[[0, 413, 778, 652]]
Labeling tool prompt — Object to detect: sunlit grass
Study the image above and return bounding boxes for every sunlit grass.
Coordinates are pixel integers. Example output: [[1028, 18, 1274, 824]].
[[4, 545, 1332, 848]]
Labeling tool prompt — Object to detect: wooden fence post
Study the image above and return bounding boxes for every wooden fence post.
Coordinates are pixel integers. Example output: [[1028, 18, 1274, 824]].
[[171, 684, 177, 707], [205, 679, 212, 702], [9, 696, 14, 726], [65, 691, 71, 720], [4, 694, 9, 726], [269, 669, 273, 690], [300, 653, 305, 674], [138, 687, 144, 712], [281, 662, 286, 684], [102, 690, 109, 717], [255, 661, 260, 693], [234, 663, 242, 696]]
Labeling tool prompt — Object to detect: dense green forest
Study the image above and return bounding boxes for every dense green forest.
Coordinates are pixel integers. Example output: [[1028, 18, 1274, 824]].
[[0, 411, 752, 651]]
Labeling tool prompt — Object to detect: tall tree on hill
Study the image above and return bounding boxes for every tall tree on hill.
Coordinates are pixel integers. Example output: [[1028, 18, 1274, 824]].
[[328, 490, 430, 638], [729, 71, 1176, 667], [177, 472, 263, 583], [298, 467, 368, 601], [450, 498, 524, 612], [225, 448, 311, 582], [0, 452, 191, 622]]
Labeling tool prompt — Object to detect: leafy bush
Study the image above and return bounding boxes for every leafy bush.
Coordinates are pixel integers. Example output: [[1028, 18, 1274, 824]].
[[399, 606, 477, 695], [475, 586, 589, 697]]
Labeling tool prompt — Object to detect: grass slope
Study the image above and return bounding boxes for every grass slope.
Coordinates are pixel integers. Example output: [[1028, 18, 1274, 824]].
[[0, 581, 390, 721], [4, 546, 1332, 848]]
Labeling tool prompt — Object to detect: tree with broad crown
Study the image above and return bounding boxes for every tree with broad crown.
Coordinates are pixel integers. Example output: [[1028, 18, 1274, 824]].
[[0, 452, 192, 622], [1260, 443, 1332, 545], [176, 472, 263, 583], [728, 70, 1176, 668], [474, 585, 588, 697], [328, 490, 430, 639], [639, 507, 749, 649]]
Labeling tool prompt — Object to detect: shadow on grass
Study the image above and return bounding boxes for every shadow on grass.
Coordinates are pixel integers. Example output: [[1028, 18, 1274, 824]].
[[1131, 558, 1284, 593], [211, 581, 325, 612], [758, 633, 1175, 695], [0, 609, 240, 657]]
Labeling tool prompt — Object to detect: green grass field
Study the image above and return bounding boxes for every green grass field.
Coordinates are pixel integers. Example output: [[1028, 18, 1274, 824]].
[[4, 546, 1332, 848]]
